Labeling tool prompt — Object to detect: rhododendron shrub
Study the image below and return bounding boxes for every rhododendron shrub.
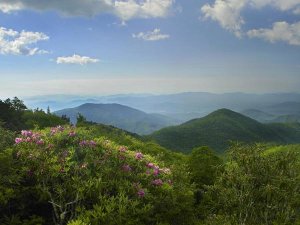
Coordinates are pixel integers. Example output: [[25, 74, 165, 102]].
[[12, 126, 195, 225]]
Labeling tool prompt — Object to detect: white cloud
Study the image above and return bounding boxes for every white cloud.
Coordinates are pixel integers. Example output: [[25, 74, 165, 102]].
[[0, 26, 49, 55], [0, 0, 174, 21], [133, 29, 170, 41], [201, 0, 300, 37], [56, 54, 99, 65], [201, 0, 246, 37], [247, 21, 300, 45], [0, 2, 22, 13]]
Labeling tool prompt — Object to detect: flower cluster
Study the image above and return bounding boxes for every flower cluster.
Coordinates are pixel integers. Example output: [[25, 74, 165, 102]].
[[50, 125, 65, 135], [152, 179, 163, 186], [15, 130, 44, 146], [79, 140, 97, 148], [135, 152, 144, 160]]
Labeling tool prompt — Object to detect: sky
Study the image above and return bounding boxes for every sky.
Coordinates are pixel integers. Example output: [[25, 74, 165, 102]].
[[0, 0, 300, 98]]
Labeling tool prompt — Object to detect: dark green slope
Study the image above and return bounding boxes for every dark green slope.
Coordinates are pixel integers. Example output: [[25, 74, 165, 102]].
[[149, 109, 300, 153], [55, 103, 177, 135]]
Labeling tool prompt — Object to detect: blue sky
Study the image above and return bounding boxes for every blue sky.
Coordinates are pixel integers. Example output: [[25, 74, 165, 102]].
[[0, 0, 299, 97]]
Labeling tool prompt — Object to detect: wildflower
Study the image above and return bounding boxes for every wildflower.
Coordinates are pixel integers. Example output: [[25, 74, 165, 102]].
[[160, 168, 171, 174], [119, 146, 127, 152], [79, 140, 87, 147], [122, 164, 132, 172], [31, 133, 41, 141], [21, 130, 33, 137], [135, 152, 143, 160], [79, 140, 97, 148], [25, 137, 32, 143], [56, 125, 64, 131], [152, 179, 163, 186], [15, 138, 23, 144], [69, 131, 76, 137], [146, 162, 155, 168], [80, 163, 88, 169], [153, 168, 160, 176], [36, 139, 44, 145], [89, 140, 97, 147], [137, 189, 145, 198]]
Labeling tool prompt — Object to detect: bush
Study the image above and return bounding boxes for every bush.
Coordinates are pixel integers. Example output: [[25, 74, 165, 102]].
[[0, 125, 195, 225], [202, 143, 300, 225]]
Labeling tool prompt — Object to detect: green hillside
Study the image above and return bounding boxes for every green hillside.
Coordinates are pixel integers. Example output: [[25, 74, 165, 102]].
[[55, 103, 177, 135], [149, 109, 300, 153]]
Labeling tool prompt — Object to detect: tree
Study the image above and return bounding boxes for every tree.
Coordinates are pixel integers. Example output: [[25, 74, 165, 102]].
[[188, 146, 223, 190], [76, 113, 87, 124], [0, 97, 27, 131]]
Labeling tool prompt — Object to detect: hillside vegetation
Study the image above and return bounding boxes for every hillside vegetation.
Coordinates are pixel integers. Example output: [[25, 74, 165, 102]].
[[149, 109, 300, 153], [0, 98, 300, 225]]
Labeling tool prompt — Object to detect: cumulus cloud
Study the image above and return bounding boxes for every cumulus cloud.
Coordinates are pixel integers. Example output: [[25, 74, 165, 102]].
[[247, 21, 300, 45], [0, 0, 174, 21], [201, 0, 300, 37], [56, 54, 99, 65], [133, 29, 170, 41], [201, 0, 246, 37], [0, 26, 49, 55]]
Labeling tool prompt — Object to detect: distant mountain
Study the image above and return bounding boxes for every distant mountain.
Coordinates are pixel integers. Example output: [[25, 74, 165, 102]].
[[25, 92, 300, 122], [265, 102, 300, 115], [54, 103, 178, 135], [270, 115, 300, 123], [241, 109, 275, 123], [149, 109, 300, 153]]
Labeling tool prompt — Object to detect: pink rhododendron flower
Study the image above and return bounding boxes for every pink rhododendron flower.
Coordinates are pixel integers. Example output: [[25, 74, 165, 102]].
[[15, 138, 23, 144], [122, 164, 132, 172], [31, 133, 41, 141], [89, 140, 96, 147], [153, 168, 160, 176], [146, 162, 155, 168], [152, 179, 163, 186], [137, 189, 145, 198], [21, 130, 33, 137], [135, 152, 143, 160], [68, 131, 76, 137], [160, 168, 171, 174], [79, 140, 97, 148], [56, 125, 64, 131], [119, 146, 127, 152], [36, 139, 44, 145]]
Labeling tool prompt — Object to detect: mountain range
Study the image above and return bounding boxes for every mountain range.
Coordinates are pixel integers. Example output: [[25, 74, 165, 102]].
[[54, 103, 178, 135], [25, 92, 300, 123]]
